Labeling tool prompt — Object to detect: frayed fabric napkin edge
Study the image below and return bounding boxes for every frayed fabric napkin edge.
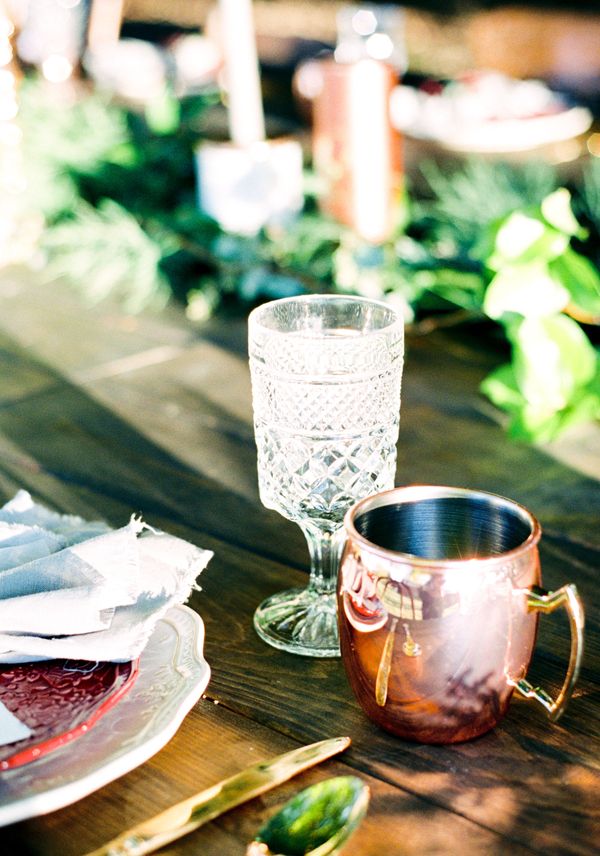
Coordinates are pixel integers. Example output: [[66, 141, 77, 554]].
[[0, 492, 213, 664]]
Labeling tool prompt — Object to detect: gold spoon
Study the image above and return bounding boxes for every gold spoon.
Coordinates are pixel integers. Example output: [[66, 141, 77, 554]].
[[246, 775, 369, 856]]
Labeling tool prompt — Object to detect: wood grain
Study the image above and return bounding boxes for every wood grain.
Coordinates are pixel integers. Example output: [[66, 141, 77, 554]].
[[0, 272, 598, 855], [5, 696, 537, 856]]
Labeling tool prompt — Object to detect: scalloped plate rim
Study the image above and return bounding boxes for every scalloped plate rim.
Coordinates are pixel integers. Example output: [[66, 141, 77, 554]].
[[0, 604, 210, 827]]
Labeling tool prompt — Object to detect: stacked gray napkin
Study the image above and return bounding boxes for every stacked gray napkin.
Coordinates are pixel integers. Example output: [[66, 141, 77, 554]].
[[0, 490, 213, 664]]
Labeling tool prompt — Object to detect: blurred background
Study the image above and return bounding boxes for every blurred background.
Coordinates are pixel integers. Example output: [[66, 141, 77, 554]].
[[2, 1, 600, 443], [120, 1, 600, 116]]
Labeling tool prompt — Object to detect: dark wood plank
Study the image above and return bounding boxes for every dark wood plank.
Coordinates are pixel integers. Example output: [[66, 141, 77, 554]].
[[179, 525, 600, 856], [4, 317, 595, 565], [0, 279, 598, 855], [0, 336, 61, 405], [0, 268, 195, 377], [50, 499, 590, 856], [4, 691, 536, 856], [0, 373, 307, 572], [84, 339, 258, 505]]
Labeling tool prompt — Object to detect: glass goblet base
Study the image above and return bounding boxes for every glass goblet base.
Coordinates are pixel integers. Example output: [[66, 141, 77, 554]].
[[253, 587, 340, 658]]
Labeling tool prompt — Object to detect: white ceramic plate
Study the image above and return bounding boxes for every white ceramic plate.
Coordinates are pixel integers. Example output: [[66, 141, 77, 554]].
[[0, 604, 210, 827], [390, 83, 593, 153]]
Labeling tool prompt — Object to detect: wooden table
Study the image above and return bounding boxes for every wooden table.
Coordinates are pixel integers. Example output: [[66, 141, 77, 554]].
[[0, 271, 598, 855]]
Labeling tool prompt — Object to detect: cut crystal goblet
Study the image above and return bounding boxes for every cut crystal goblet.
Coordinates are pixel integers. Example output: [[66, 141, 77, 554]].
[[249, 294, 404, 656]]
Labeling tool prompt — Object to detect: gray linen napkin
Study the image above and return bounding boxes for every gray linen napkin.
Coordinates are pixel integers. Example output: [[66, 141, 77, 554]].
[[0, 491, 213, 664]]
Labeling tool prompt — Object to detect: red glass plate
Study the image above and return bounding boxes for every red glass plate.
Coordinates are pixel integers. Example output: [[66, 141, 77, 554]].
[[0, 659, 139, 771]]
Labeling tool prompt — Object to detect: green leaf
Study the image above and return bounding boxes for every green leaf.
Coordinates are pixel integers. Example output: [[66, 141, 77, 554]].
[[510, 315, 597, 412], [482, 335, 600, 443], [415, 267, 486, 311], [19, 77, 129, 174], [144, 90, 181, 135], [556, 385, 600, 434], [489, 211, 568, 269], [505, 379, 600, 444], [480, 363, 524, 413], [185, 280, 222, 322], [268, 213, 341, 283], [541, 188, 584, 237], [483, 261, 569, 319], [550, 249, 600, 320], [494, 212, 545, 259], [579, 157, 600, 231], [506, 404, 563, 444]]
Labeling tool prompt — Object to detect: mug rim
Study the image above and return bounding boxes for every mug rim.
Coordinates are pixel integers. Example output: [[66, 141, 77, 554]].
[[344, 484, 542, 569]]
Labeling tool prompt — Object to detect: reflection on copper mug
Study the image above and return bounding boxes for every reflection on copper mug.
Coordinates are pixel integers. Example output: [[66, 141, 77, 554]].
[[338, 486, 585, 744]]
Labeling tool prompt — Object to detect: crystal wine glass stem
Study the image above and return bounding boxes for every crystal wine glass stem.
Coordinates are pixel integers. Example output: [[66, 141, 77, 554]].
[[302, 523, 346, 596]]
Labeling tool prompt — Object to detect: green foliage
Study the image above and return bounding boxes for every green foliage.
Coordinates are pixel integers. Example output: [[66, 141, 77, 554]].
[[11, 77, 600, 443], [482, 354, 600, 444], [16, 76, 217, 310], [40, 200, 171, 313], [578, 157, 600, 228], [18, 79, 130, 220], [476, 187, 600, 442], [414, 158, 557, 249], [550, 248, 600, 319]]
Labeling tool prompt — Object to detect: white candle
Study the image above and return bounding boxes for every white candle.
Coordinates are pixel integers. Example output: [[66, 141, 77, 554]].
[[218, 0, 266, 147]]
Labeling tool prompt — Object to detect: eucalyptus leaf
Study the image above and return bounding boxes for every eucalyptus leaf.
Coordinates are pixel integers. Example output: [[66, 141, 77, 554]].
[[483, 261, 569, 320], [212, 233, 261, 265]]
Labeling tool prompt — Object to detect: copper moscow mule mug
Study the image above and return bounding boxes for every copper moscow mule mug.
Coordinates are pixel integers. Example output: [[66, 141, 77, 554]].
[[338, 485, 585, 744]]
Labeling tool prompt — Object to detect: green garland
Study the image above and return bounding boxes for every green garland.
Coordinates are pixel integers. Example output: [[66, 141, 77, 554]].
[[10, 77, 600, 443]]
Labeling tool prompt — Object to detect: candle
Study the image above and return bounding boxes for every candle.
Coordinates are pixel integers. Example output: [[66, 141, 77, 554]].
[[218, 0, 265, 147], [312, 58, 402, 243], [87, 0, 124, 52]]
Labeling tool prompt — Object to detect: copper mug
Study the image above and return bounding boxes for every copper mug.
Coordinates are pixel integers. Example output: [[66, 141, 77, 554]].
[[338, 485, 585, 743]]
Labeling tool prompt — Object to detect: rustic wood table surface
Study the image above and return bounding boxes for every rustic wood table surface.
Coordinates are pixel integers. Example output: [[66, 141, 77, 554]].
[[0, 271, 598, 855]]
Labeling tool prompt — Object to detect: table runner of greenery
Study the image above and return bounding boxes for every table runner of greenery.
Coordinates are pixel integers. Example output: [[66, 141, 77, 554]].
[[8, 79, 600, 444]]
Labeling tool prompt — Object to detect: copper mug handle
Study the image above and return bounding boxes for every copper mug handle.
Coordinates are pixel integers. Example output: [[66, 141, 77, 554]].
[[514, 584, 585, 721]]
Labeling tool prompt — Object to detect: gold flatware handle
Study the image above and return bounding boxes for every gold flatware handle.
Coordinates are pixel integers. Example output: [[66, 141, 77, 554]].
[[83, 736, 351, 856], [515, 584, 585, 721]]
